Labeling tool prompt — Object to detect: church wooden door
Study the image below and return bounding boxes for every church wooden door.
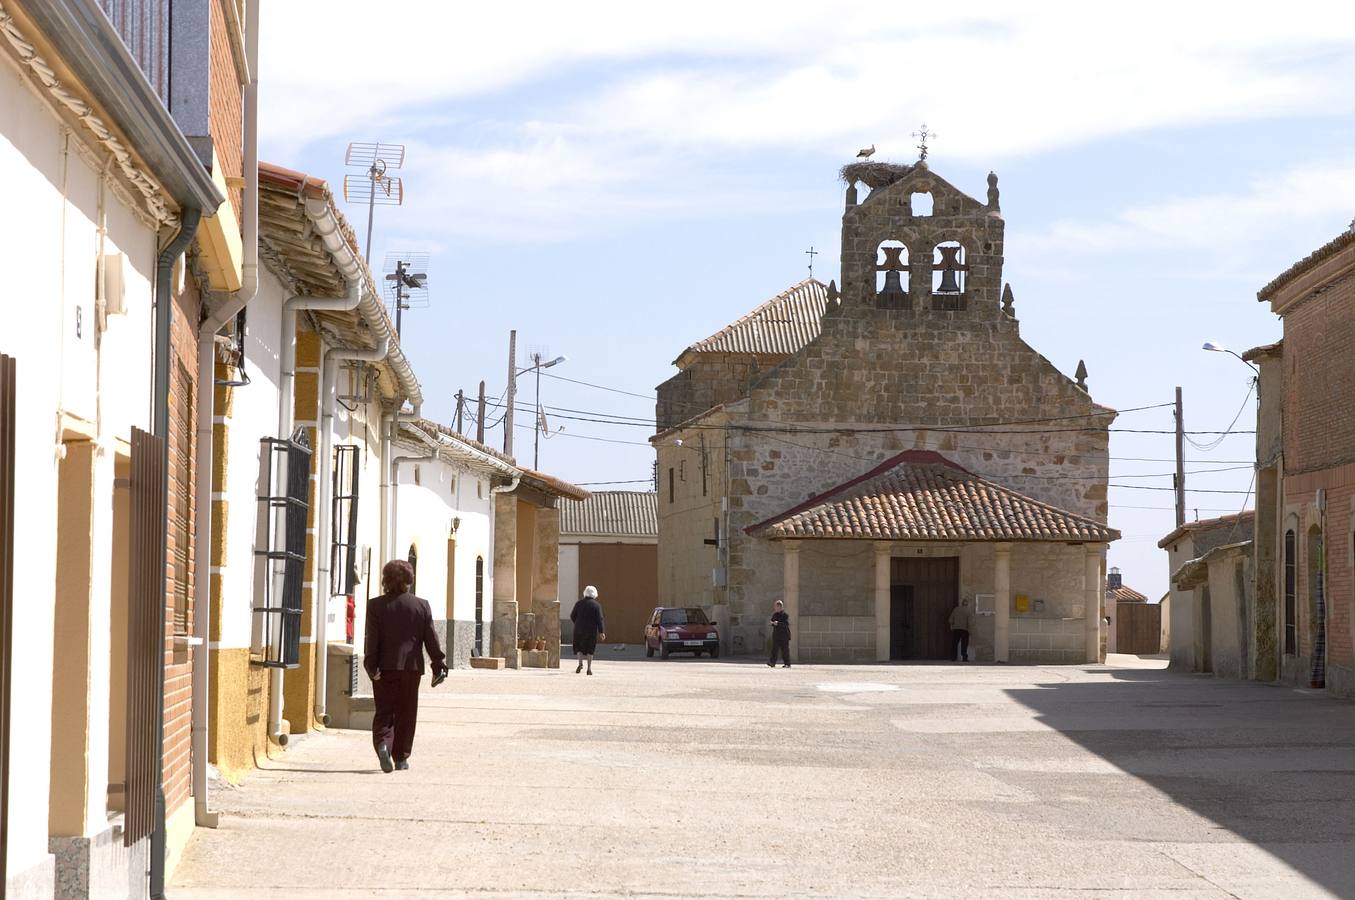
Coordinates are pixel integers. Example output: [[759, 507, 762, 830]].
[[890, 557, 959, 660]]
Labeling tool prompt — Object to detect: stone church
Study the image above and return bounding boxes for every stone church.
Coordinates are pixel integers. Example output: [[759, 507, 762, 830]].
[[654, 161, 1118, 664]]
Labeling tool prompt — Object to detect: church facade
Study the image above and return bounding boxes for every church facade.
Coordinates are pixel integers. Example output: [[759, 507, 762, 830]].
[[654, 162, 1118, 664]]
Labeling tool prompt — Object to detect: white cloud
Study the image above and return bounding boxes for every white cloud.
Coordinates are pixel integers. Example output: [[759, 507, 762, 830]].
[[1022, 159, 1355, 259], [264, 1, 1355, 238]]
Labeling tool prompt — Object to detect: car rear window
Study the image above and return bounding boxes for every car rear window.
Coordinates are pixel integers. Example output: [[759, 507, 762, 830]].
[[660, 608, 710, 625]]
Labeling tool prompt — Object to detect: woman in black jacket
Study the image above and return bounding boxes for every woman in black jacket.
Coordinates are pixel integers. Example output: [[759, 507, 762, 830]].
[[569, 585, 606, 675]]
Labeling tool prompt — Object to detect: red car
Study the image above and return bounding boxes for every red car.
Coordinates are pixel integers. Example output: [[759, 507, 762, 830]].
[[645, 607, 720, 658]]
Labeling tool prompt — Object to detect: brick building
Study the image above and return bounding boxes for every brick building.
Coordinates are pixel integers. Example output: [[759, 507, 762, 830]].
[[655, 161, 1118, 664], [1251, 223, 1355, 696]]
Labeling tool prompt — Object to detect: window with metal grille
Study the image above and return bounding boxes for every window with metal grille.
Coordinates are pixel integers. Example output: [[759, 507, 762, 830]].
[[1284, 529, 1296, 655], [253, 428, 310, 668], [474, 556, 484, 655], [330, 445, 359, 597], [171, 361, 193, 634]]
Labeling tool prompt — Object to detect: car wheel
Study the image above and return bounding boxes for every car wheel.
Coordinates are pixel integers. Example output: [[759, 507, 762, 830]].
[[646, 643, 655, 658], [693, 649, 703, 657], [660, 643, 670, 659], [710, 646, 720, 659]]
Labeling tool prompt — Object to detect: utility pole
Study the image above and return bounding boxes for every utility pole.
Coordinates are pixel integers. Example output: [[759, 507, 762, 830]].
[[533, 352, 543, 470], [1174, 386, 1186, 527], [476, 381, 486, 444], [454, 389, 465, 434], [504, 330, 516, 457]]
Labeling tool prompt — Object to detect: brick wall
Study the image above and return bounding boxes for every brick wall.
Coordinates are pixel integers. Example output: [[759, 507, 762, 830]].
[[1282, 262, 1355, 476], [162, 273, 200, 816], [207, 0, 243, 220]]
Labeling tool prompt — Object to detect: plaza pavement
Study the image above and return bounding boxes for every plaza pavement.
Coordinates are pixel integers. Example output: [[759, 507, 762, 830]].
[[170, 651, 1355, 898]]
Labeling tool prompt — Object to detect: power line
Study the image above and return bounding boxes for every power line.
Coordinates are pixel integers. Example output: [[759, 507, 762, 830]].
[[575, 478, 654, 486], [539, 371, 655, 400], [1185, 379, 1256, 452]]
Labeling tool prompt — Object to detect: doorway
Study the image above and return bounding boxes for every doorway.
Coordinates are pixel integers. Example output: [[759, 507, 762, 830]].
[[889, 556, 958, 660]]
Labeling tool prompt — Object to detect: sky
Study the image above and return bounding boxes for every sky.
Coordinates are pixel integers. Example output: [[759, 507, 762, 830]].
[[258, 1, 1355, 602]]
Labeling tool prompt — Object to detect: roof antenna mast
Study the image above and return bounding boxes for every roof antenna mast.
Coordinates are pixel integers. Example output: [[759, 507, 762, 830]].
[[343, 141, 406, 265]]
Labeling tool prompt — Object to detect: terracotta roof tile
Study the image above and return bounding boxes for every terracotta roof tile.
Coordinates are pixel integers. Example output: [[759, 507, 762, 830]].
[[747, 450, 1118, 543], [682, 279, 827, 360], [560, 491, 656, 538], [1108, 585, 1149, 603], [1257, 227, 1355, 300]]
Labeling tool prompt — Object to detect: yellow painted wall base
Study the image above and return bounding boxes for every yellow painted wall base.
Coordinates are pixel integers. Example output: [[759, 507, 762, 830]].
[[162, 795, 198, 883], [208, 647, 286, 782], [282, 641, 322, 734]]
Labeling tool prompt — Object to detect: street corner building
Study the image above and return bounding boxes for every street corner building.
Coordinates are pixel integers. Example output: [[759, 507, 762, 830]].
[[653, 161, 1119, 664]]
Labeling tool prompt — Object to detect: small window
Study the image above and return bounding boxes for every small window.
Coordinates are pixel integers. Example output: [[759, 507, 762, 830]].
[[910, 192, 933, 216], [668, 467, 675, 503], [413, 464, 421, 486], [679, 460, 686, 482]]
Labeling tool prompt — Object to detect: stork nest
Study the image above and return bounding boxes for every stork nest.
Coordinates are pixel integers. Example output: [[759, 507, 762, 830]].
[[840, 161, 916, 190]]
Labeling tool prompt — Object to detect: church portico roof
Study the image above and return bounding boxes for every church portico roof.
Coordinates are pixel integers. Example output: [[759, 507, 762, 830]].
[[746, 450, 1118, 544]]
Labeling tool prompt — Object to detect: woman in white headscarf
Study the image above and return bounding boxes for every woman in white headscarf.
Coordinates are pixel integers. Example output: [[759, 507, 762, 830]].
[[569, 585, 606, 675]]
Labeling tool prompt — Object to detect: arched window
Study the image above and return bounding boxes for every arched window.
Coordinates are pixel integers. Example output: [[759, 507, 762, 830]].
[[474, 556, 485, 655], [1283, 528, 1296, 655], [875, 240, 909, 308], [1307, 525, 1324, 673]]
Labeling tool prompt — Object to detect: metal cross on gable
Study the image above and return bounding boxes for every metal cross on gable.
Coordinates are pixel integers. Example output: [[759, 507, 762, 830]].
[[912, 123, 936, 161], [805, 245, 818, 278]]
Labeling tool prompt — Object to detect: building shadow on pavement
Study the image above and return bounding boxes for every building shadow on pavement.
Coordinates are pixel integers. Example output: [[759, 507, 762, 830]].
[[1005, 665, 1355, 896]]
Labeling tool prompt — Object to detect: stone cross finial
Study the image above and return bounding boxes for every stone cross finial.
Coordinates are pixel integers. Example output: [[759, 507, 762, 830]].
[[987, 172, 1000, 210], [1075, 360, 1088, 391], [805, 245, 818, 278], [1001, 283, 1015, 316], [827, 280, 839, 303]]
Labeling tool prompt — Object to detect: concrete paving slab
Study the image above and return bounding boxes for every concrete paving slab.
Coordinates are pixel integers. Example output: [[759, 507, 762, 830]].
[[171, 656, 1355, 898]]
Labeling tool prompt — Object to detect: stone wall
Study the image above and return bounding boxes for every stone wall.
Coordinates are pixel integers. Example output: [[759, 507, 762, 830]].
[[657, 354, 783, 431], [655, 166, 1112, 663]]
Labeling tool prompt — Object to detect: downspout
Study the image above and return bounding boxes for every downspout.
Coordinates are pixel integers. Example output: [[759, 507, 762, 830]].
[[269, 282, 361, 745], [314, 338, 388, 724], [150, 208, 202, 900], [190, 0, 259, 830]]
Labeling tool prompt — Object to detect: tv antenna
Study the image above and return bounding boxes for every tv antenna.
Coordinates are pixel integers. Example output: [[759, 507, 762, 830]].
[[343, 141, 405, 265], [382, 251, 429, 337]]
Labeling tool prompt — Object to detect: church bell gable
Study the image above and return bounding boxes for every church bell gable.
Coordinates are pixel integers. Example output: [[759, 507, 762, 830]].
[[838, 162, 1005, 317]]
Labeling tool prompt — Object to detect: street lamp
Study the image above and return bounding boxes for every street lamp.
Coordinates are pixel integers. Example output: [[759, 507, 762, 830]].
[[507, 352, 566, 469], [1201, 341, 1259, 373]]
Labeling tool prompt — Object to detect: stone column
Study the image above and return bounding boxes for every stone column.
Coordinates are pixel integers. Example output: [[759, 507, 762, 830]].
[[994, 543, 1011, 663], [874, 542, 891, 661], [783, 540, 801, 662], [492, 493, 519, 668], [1085, 545, 1102, 663], [534, 506, 562, 667]]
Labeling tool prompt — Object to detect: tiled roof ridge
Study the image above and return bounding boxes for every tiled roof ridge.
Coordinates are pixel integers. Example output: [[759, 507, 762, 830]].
[[746, 449, 965, 534], [746, 449, 1117, 542], [1257, 226, 1355, 301], [684, 277, 826, 356], [1156, 509, 1255, 549]]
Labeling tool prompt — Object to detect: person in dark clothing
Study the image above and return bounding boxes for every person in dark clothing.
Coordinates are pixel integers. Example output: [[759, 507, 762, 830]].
[[768, 599, 791, 668], [364, 559, 447, 773], [570, 585, 606, 675]]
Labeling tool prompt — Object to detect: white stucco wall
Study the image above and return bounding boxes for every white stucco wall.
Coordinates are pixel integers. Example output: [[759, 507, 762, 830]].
[[1164, 535, 1197, 670], [1, 54, 159, 881], [217, 269, 284, 652]]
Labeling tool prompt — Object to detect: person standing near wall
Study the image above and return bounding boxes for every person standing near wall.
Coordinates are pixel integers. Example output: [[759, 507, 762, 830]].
[[949, 597, 973, 662], [768, 599, 791, 668], [570, 585, 606, 675], [364, 559, 447, 773]]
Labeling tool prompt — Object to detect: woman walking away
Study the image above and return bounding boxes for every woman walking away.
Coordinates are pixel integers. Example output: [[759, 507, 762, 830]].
[[364, 559, 447, 773], [570, 585, 606, 675]]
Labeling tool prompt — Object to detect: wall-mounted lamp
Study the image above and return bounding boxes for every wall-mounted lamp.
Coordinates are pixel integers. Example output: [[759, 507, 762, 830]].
[[451, 516, 461, 535]]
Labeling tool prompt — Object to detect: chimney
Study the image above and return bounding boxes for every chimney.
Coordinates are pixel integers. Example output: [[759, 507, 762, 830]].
[[1106, 566, 1122, 591]]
